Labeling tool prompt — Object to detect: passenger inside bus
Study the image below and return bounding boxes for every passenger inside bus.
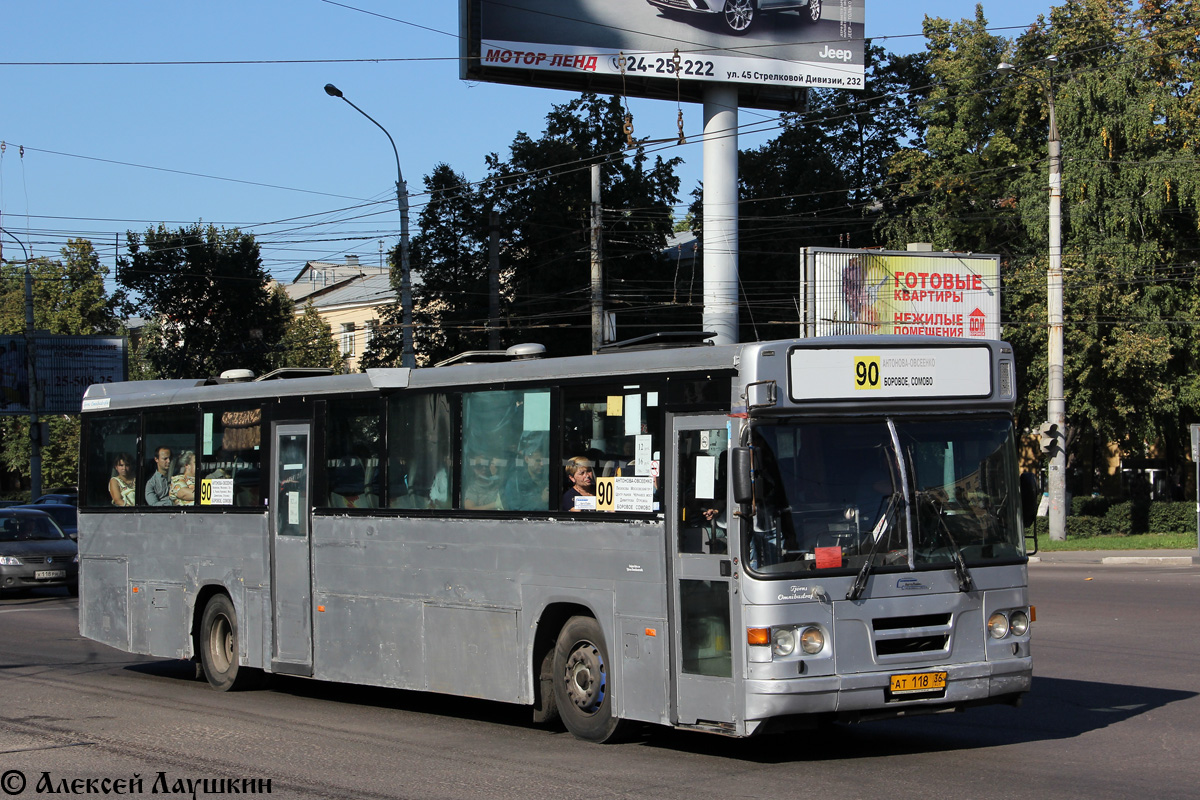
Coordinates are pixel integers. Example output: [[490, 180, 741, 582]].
[[503, 446, 550, 511], [169, 451, 196, 506], [328, 454, 376, 509], [561, 456, 596, 512], [463, 455, 505, 510], [108, 452, 135, 507], [144, 446, 173, 506]]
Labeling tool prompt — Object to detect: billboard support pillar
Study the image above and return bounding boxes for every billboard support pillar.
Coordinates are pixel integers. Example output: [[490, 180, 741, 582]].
[[702, 84, 739, 346]]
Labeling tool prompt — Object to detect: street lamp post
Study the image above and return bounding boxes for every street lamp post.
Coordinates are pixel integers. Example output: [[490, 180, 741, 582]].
[[324, 83, 415, 369], [999, 56, 1066, 542]]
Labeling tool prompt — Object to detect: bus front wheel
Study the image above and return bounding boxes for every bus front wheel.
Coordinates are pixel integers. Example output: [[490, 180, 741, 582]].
[[552, 616, 633, 743], [199, 594, 257, 691]]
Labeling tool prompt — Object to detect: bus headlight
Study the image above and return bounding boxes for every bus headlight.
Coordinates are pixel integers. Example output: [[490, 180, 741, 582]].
[[1009, 609, 1030, 636], [987, 611, 1010, 639], [772, 628, 796, 657], [799, 626, 825, 654]]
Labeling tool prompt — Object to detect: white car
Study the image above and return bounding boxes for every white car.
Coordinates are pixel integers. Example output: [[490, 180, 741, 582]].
[[647, 0, 822, 36]]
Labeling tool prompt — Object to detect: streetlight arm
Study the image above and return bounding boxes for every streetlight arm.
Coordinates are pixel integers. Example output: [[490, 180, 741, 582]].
[[331, 95, 406, 205]]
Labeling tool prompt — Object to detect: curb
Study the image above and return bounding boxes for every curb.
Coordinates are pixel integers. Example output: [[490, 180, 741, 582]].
[[1028, 555, 1198, 566]]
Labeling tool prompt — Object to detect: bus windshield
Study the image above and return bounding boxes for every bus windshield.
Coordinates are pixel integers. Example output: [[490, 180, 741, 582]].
[[745, 417, 1025, 576]]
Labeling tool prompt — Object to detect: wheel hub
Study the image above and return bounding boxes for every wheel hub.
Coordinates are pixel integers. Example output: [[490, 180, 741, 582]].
[[564, 642, 605, 713]]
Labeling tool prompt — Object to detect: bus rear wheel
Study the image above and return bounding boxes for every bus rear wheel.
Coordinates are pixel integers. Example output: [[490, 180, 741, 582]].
[[552, 616, 633, 743], [199, 594, 258, 691]]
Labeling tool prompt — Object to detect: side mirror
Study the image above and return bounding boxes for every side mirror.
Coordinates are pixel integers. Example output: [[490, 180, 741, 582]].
[[1019, 472, 1039, 528], [731, 447, 754, 504]]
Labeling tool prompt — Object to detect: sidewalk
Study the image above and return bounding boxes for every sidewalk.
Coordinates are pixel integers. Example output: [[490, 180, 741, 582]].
[[1028, 548, 1198, 566]]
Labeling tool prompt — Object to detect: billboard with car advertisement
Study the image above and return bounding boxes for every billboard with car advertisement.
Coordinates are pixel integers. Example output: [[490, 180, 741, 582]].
[[461, 0, 866, 112], [801, 248, 1002, 340]]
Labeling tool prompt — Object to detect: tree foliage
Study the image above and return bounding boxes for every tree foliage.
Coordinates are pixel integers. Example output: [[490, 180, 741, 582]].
[[688, 41, 929, 342], [483, 93, 683, 355], [876, 0, 1200, 492], [118, 224, 291, 379], [0, 239, 122, 494], [271, 296, 346, 374]]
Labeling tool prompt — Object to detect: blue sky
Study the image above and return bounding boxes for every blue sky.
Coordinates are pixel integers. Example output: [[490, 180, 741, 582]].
[[0, 1, 1055, 284]]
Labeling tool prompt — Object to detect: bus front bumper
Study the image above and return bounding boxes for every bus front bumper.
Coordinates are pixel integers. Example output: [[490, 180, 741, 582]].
[[744, 656, 1032, 721]]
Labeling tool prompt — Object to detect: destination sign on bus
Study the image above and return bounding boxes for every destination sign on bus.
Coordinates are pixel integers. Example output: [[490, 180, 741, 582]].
[[789, 346, 992, 401]]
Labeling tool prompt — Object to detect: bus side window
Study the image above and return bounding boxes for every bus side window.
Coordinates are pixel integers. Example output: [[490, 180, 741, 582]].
[[561, 385, 663, 514], [198, 407, 262, 507], [84, 414, 140, 509], [142, 409, 198, 508], [388, 392, 453, 510], [324, 397, 382, 509], [461, 390, 550, 512]]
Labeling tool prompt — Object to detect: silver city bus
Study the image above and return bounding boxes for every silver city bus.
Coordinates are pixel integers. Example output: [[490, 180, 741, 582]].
[[77, 335, 1035, 742]]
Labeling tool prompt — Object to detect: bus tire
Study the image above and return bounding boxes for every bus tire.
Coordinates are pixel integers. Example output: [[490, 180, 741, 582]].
[[552, 616, 633, 743], [199, 594, 256, 691], [532, 647, 560, 725]]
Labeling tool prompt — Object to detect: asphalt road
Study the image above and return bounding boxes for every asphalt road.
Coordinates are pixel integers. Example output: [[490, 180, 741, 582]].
[[2, 561, 1198, 800]]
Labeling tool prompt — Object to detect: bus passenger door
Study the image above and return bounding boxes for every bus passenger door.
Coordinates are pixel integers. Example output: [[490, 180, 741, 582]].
[[668, 415, 739, 730], [270, 423, 313, 676]]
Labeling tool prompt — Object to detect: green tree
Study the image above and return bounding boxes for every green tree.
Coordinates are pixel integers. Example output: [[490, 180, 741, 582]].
[[685, 42, 930, 342], [878, 0, 1200, 493], [271, 296, 345, 373], [483, 93, 682, 355], [410, 163, 492, 366], [877, 5, 1022, 253], [0, 238, 122, 494], [0, 239, 120, 335], [118, 224, 290, 379], [812, 42, 932, 208]]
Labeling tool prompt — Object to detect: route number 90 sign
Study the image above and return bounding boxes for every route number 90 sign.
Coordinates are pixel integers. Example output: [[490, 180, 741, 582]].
[[788, 346, 993, 401]]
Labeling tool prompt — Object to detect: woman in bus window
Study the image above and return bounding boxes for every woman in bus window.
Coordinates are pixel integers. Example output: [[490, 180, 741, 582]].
[[170, 451, 197, 506], [108, 452, 136, 507], [560, 456, 596, 512]]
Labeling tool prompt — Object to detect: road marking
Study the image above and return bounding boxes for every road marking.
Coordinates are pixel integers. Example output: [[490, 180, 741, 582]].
[[0, 605, 75, 614]]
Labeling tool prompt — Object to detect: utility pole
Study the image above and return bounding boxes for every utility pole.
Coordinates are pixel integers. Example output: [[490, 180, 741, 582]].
[[590, 163, 604, 354], [1045, 77, 1066, 542], [999, 56, 1066, 541], [488, 210, 501, 351], [2, 224, 41, 500]]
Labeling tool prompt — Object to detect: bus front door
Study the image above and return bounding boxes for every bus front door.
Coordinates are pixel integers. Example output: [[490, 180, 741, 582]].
[[669, 415, 739, 730], [270, 423, 314, 676]]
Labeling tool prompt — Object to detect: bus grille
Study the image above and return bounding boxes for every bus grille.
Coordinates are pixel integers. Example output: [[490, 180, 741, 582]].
[[872, 613, 952, 656]]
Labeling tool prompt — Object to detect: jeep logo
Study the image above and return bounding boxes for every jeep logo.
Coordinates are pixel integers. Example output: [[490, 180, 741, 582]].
[[818, 45, 853, 62]]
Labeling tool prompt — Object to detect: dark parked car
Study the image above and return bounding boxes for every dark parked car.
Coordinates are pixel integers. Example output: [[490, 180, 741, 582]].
[[12, 503, 77, 540], [0, 509, 78, 596], [31, 493, 78, 506]]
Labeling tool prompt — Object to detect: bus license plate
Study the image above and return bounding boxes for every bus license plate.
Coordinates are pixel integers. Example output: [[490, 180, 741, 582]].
[[889, 671, 946, 694], [35, 569, 67, 580]]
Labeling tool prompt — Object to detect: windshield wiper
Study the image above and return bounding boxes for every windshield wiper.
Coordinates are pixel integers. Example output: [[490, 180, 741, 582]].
[[918, 491, 975, 593], [847, 492, 902, 602]]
